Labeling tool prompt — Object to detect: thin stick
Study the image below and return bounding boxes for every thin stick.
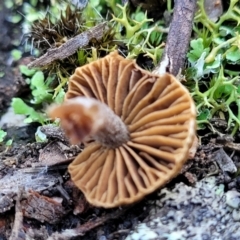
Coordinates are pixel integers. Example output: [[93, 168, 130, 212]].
[[9, 188, 25, 240], [28, 22, 108, 68], [153, 0, 197, 76]]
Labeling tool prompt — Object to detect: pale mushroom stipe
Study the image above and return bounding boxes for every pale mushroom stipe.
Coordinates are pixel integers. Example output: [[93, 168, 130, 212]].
[[48, 51, 196, 208]]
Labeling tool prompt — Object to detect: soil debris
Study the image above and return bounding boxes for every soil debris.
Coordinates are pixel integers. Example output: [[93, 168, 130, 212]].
[[212, 148, 237, 174], [21, 190, 70, 224]]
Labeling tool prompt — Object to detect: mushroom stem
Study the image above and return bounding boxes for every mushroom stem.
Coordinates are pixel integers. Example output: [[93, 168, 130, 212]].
[[48, 97, 129, 148]]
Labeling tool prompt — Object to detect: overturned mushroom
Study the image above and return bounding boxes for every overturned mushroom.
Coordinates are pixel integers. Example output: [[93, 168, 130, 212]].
[[49, 51, 196, 208]]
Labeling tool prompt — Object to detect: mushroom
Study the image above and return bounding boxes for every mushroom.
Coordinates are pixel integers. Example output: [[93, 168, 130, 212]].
[[49, 51, 196, 208]]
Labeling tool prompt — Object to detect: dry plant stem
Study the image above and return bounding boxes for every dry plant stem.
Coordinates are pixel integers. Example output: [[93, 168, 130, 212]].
[[28, 22, 107, 68], [9, 188, 25, 240], [153, 0, 197, 76], [224, 142, 240, 153]]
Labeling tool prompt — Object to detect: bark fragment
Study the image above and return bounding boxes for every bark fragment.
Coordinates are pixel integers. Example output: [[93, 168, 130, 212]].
[[153, 0, 197, 76], [21, 190, 69, 224], [28, 22, 108, 68]]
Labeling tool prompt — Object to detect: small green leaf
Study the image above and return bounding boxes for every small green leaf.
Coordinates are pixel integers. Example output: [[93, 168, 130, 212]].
[[191, 38, 204, 54], [12, 98, 33, 115], [11, 49, 22, 61], [31, 71, 45, 88], [30, 72, 53, 104], [6, 139, 13, 146], [226, 48, 240, 62], [4, 1, 13, 8], [188, 38, 208, 62], [11, 98, 45, 124], [19, 65, 37, 77], [8, 14, 22, 23], [134, 12, 145, 22]]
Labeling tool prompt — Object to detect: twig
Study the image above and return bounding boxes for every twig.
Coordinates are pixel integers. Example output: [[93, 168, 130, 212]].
[[153, 0, 197, 76], [107, 229, 131, 239], [47, 206, 132, 240], [225, 142, 240, 153], [9, 188, 25, 240], [28, 22, 108, 68]]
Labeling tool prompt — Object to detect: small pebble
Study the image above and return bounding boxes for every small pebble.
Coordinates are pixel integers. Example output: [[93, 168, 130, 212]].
[[226, 190, 240, 209]]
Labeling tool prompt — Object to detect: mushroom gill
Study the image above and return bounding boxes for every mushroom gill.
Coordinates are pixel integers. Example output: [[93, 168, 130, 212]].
[[49, 51, 196, 208]]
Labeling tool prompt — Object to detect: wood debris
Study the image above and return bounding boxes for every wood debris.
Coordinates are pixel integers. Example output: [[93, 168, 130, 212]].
[[28, 22, 108, 68], [21, 190, 69, 224], [9, 189, 25, 240], [153, 0, 197, 75], [47, 206, 131, 240], [0, 169, 60, 195]]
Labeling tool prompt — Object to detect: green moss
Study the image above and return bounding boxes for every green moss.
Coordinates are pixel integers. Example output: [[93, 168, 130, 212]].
[[186, 0, 240, 135]]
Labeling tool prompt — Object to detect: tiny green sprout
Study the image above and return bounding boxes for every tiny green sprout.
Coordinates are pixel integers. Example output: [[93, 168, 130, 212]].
[[11, 49, 22, 61], [5, 139, 13, 147], [0, 129, 7, 143]]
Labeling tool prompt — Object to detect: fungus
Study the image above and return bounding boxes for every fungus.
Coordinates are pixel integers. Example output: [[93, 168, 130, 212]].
[[48, 51, 196, 208]]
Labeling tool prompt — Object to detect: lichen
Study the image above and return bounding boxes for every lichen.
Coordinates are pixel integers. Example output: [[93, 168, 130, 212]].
[[126, 177, 240, 240]]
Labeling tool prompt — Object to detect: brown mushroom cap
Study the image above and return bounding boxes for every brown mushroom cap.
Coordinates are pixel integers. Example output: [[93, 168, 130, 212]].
[[55, 51, 196, 208]]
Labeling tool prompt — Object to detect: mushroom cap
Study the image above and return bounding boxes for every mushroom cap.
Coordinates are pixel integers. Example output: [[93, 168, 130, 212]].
[[66, 51, 196, 208]]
